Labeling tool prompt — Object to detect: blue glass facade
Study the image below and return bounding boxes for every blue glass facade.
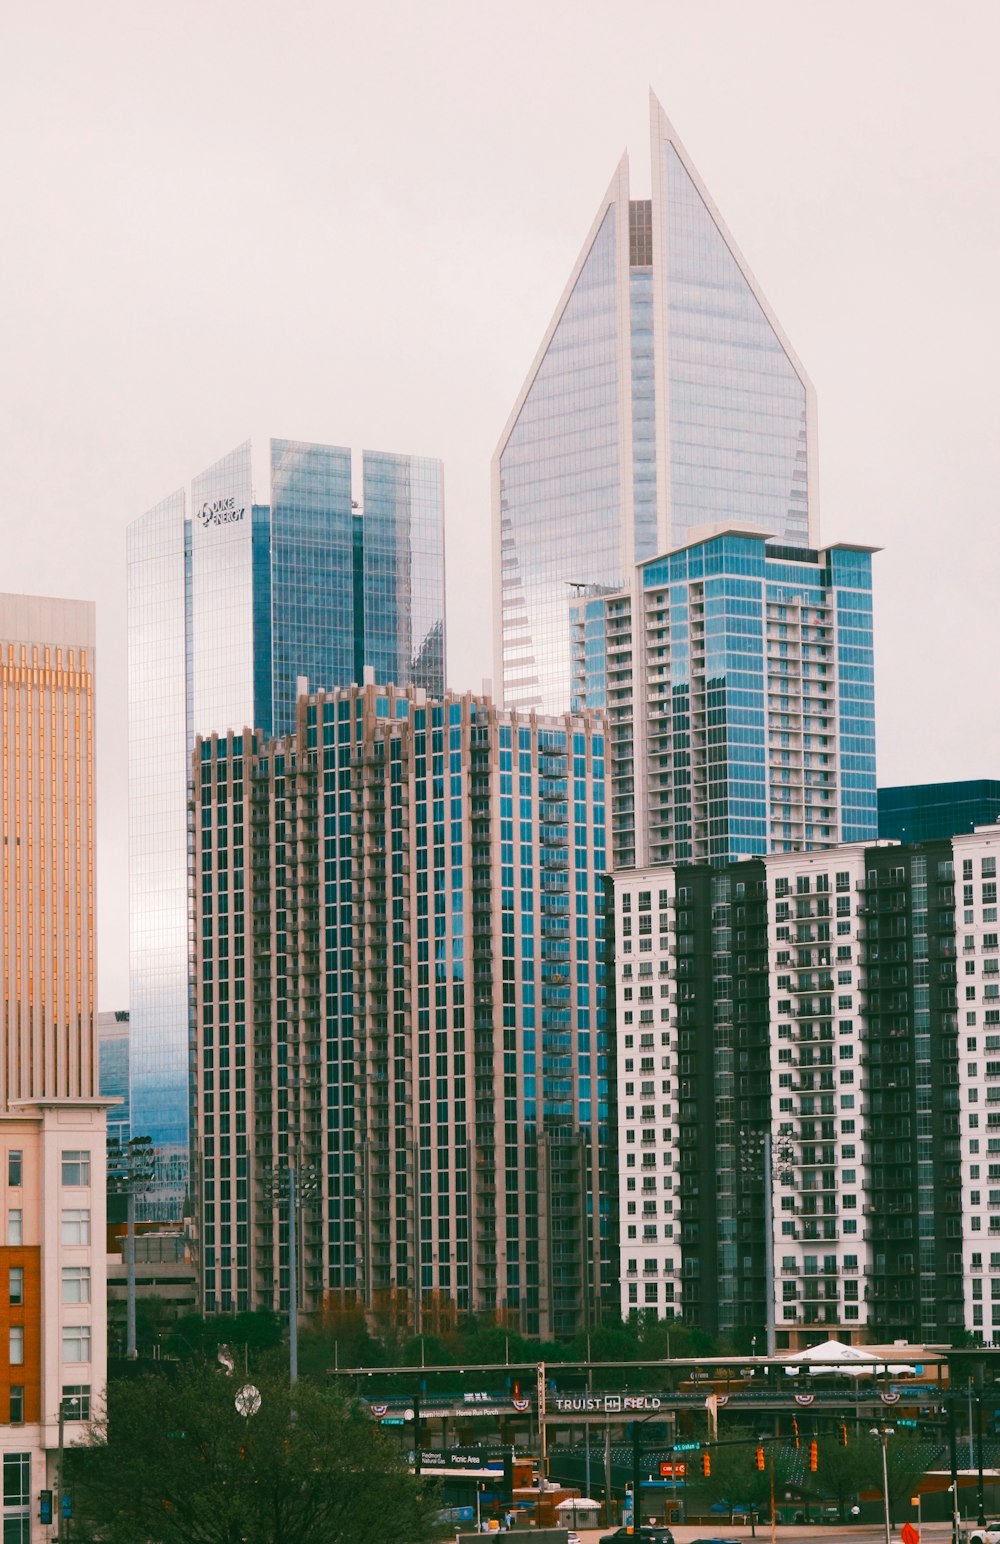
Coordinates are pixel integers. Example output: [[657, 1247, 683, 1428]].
[[269, 439, 354, 737], [128, 440, 446, 1217], [878, 780, 1000, 844], [362, 451, 446, 696], [828, 547, 877, 843], [495, 96, 817, 718], [587, 531, 877, 869], [98, 1011, 132, 1148]]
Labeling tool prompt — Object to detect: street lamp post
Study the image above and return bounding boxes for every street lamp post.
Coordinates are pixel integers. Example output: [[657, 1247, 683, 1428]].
[[56, 1393, 81, 1543], [630, 1409, 665, 1534], [870, 1424, 893, 1544], [976, 1387, 987, 1528], [108, 1136, 156, 1359], [739, 1128, 793, 1356], [948, 1389, 961, 1544], [266, 1160, 319, 1386]]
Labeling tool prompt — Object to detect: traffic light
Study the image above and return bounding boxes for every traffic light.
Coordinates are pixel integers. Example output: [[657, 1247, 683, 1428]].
[[756, 1445, 765, 1471], [702, 1451, 711, 1477], [839, 1423, 848, 1447], [792, 1417, 800, 1449], [39, 1492, 53, 1525], [809, 1439, 818, 1472]]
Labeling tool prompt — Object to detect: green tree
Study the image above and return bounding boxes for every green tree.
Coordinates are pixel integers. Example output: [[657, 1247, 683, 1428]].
[[66, 1366, 443, 1544], [164, 1309, 282, 1365], [799, 1435, 875, 1521], [802, 1428, 939, 1526], [878, 1431, 943, 1526], [702, 1428, 788, 1518]]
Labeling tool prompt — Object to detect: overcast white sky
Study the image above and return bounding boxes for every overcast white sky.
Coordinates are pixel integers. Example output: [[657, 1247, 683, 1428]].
[[1, 0, 998, 1008]]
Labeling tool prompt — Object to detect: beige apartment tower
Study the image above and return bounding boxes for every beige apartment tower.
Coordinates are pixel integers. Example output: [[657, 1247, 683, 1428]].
[[192, 683, 611, 1340], [0, 595, 108, 1544]]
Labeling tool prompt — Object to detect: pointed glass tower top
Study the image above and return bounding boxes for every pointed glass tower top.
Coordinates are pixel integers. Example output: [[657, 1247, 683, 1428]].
[[493, 93, 817, 715]]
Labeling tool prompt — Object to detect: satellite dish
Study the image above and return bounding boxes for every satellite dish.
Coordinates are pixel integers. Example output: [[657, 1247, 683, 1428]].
[[235, 1384, 262, 1419]]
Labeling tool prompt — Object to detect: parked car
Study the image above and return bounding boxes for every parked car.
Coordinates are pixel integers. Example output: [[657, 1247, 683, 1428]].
[[599, 1529, 675, 1544], [969, 1526, 1000, 1544]]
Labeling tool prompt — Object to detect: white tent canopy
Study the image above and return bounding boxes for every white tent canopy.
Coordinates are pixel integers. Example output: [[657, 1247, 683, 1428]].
[[782, 1339, 916, 1377]]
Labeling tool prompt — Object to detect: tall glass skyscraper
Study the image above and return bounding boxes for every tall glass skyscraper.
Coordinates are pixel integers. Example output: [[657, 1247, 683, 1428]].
[[493, 92, 819, 717], [128, 438, 445, 1215]]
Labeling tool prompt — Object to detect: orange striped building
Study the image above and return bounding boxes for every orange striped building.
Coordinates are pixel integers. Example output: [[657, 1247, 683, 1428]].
[[0, 596, 109, 1542]]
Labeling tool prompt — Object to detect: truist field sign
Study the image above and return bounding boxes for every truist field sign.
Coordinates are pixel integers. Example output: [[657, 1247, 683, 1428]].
[[197, 495, 245, 528], [553, 1393, 664, 1413]]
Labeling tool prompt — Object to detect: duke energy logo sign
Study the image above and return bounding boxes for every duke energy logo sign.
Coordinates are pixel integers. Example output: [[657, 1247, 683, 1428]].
[[197, 496, 245, 529]]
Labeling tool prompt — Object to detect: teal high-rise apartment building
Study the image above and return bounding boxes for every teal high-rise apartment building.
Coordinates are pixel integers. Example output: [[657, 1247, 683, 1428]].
[[573, 530, 877, 869], [128, 439, 445, 1214]]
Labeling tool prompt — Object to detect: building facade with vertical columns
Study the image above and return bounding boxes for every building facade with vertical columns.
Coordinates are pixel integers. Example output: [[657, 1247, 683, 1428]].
[[613, 826, 1000, 1347], [192, 683, 609, 1339], [0, 594, 108, 1543]]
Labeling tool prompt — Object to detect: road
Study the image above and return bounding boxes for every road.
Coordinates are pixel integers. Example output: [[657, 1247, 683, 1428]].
[[559, 1526, 967, 1544]]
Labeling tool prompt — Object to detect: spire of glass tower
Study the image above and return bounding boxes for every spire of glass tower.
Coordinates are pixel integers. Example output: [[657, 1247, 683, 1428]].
[[493, 93, 818, 716]]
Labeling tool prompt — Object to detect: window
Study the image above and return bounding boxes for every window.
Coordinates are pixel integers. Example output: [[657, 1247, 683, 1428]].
[[8, 1387, 23, 1423], [7, 1268, 22, 1307], [6, 1152, 21, 1187], [2, 1452, 29, 1508], [61, 1325, 91, 1363], [6, 1210, 22, 1246], [60, 1209, 90, 1246], [61, 1386, 90, 1421], [61, 1151, 90, 1187], [61, 1267, 90, 1304], [8, 1327, 23, 1366]]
